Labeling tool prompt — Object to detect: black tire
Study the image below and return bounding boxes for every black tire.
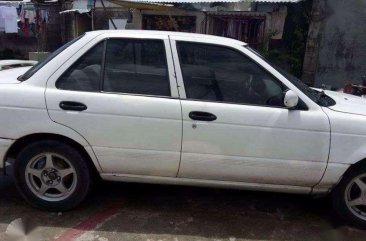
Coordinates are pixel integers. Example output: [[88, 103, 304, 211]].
[[14, 140, 93, 211], [332, 163, 366, 229]]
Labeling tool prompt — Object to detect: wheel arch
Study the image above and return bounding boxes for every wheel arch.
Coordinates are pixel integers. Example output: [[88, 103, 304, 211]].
[[345, 159, 366, 175], [314, 158, 366, 195], [338, 149, 366, 183], [322, 145, 366, 192], [3, 133, 101, 176], [335, 158, 366, 187]]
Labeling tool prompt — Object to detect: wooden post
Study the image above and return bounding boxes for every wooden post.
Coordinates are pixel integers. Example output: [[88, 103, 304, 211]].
[[302, 0, 326, 86], [100, 0, 117, 29]]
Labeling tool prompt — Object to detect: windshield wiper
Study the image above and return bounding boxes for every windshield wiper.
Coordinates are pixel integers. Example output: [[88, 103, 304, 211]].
[[17, 75, 25, 81]]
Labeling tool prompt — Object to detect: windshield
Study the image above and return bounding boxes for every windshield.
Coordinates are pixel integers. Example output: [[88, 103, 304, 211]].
[[18, 34, 85, 81], [245, 46, 335, 107]]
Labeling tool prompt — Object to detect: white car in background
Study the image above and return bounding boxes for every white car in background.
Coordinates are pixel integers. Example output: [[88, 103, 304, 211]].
[[0, 60, 37, 71], [1, 30, 366, 228]]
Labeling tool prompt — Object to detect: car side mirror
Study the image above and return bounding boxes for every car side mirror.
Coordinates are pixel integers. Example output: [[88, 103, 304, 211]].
[[283, 90, 299, 109]]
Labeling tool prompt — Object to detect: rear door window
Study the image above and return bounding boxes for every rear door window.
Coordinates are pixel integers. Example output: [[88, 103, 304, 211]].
[[56, 42, 104, 92], [103, 39, 170, 97]]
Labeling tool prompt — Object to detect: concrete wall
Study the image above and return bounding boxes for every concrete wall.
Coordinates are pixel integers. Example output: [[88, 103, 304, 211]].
[[314, 0, 366, 89]]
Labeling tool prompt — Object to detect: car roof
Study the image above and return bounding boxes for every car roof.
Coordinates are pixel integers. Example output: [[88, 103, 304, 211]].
[[85, 30, 247, 46]]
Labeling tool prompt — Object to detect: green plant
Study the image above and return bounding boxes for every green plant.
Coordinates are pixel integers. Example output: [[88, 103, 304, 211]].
[[258, 1, 313, 78], [0, 48, 22, 60]]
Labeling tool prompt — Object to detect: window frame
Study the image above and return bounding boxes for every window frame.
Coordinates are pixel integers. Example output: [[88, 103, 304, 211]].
[[55, 37, 175, 99], [174, 40, 308, 110]]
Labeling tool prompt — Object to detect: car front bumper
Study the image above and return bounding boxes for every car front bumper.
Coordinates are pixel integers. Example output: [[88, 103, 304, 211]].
[[0, 138, 14, 176]]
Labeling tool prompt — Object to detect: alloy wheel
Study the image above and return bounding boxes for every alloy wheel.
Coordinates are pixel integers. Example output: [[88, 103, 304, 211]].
[[25, 153, 77, 202]]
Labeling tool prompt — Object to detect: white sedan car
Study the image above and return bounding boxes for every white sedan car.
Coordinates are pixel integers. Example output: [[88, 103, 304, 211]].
[[1, 30, 366, 228]]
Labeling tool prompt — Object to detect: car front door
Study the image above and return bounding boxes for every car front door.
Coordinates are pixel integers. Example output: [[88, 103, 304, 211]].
[[170, 38, 330, 188], [45, 33, 182, 177]]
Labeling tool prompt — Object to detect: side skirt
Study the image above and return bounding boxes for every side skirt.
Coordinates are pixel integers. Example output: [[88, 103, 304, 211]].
[[100, 173, 315, 194]]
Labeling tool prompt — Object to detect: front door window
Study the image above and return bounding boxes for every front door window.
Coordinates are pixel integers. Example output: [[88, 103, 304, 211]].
[[177, 42, 285, 107]]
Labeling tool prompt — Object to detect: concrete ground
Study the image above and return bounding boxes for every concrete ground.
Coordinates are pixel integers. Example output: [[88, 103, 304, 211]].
[[1, 175, 366, 241]]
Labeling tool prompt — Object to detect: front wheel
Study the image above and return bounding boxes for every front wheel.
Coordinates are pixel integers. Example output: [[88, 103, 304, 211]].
[[14, 141, 93, 211], [332, 164, 366, 229]]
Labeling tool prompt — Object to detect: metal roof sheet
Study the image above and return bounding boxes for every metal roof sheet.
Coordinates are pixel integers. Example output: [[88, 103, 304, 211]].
[[121, 0, 302, 3], [59, 9, 90, 14]]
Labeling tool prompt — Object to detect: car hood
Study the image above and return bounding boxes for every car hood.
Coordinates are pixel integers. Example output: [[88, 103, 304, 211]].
[[0, 66, 31, 84], [324, 90, 366, 116]]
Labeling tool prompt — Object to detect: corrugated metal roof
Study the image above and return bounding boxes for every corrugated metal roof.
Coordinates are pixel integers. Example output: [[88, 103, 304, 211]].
[[122, 0, 302, 3], [0, 0, 31, 7], [109, 0, 175, 10], [59, 9, 90, 14]]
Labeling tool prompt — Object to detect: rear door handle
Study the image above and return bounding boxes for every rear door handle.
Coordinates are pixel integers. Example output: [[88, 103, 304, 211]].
[[59, 101, 87, 111], [189, 111, 217, 122]]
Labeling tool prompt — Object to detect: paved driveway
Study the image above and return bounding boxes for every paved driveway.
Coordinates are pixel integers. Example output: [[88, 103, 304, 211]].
[[0, 175, 365, 241]]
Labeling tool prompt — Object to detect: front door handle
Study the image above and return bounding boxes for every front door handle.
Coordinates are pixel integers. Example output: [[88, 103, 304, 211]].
[[59, 101, 87, 111], [189, 111, 217, 122]]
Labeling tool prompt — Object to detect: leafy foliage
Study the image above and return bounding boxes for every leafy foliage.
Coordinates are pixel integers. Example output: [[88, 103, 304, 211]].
[[0, 48, 22, 60]]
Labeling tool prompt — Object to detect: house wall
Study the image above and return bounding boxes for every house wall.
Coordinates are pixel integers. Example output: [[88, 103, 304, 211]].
[[91, 7, 203, 33], [93, 8, 131, 30], [312, 0, 366, 89]]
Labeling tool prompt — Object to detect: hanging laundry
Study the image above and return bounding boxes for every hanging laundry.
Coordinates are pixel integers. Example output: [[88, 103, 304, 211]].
[[19, 7, 25, 23], [19, 6, 36, 24], [19, 3, 37, 37], [25, 10, 36, 24], [39, 9, 49, 23], [0, 6, 18, 33], [22, 21, 29, 37], [0, 7, 5, 32], [5, 7, 17, 33]]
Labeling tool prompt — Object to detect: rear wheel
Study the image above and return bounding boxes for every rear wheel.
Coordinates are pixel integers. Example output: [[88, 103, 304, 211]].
[[14, 141, 92, 211], [332, 164, 366, 229]]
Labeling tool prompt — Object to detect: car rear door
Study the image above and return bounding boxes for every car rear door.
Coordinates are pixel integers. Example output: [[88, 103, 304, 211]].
[[170, 36, 330, 188], [45, 33, 182, 177]]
